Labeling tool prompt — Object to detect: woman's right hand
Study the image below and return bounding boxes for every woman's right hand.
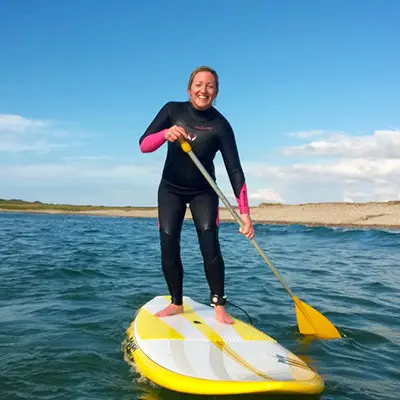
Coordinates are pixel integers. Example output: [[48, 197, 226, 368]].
[[164, 125, 189, 142]]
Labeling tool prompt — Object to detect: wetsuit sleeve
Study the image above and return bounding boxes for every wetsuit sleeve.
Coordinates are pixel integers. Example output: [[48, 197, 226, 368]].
[[139, 102, 171, 153], [218, 122, 250, 215]]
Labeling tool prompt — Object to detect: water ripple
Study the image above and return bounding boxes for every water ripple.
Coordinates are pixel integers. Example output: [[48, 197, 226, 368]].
[[0, 212, 399, 399]]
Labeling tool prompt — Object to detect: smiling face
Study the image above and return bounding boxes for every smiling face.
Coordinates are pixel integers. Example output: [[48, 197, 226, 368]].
[[188, 70, 218, 111]]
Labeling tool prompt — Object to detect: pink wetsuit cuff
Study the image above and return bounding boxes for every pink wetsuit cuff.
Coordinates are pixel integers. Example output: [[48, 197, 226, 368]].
[[140, 129, 167, 153], [236, 183, 250, 214]]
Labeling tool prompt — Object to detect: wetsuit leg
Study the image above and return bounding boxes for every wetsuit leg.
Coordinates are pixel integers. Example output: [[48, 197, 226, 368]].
[[189, 190, 225, 301], [158, 183, 187, 305]]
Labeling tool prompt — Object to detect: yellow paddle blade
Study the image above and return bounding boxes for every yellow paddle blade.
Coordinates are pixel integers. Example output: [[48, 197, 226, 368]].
[[293, 296, 342, 339]]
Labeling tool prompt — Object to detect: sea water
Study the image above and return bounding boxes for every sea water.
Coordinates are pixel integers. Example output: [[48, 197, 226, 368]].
[[0, 212, 399, 400]]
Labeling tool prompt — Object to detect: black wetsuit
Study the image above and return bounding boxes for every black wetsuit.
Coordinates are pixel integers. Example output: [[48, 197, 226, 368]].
[[139, 101, 248, 306]]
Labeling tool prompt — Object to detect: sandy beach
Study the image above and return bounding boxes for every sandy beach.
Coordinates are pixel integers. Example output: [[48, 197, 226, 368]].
[[2, 202, 400, 229]]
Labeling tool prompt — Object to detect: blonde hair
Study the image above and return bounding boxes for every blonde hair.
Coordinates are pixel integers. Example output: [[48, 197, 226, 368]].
[[187, 66, 219, 94]]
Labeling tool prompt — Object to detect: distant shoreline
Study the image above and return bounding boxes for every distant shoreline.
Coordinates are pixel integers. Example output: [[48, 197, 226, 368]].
[[1, 200, 400, 230]]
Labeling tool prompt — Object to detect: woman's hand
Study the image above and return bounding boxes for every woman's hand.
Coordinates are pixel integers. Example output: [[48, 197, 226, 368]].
[[164, 125, 188, 142], [239, 214, 254, 239]]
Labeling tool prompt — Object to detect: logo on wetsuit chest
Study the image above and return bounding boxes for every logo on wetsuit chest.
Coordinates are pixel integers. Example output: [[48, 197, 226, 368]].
[[187, 126, 214, 142]]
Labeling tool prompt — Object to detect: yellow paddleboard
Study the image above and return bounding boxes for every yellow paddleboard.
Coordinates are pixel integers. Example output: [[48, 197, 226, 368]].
[[124, 296, 324, 395]]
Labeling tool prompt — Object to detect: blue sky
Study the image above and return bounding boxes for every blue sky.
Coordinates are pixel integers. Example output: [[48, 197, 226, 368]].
[[1, 0, 400, 206]]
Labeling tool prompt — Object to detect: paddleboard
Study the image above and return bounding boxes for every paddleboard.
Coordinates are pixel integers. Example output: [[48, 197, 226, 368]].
[[124, 295, 324, 395]]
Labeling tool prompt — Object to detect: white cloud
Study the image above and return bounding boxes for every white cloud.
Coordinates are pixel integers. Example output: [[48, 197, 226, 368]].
[[244, 158, 400, 186], [248, 188, 284, 203], [286, 130, 326, 139], [293, 158, 400, 181], [0, 114, 81, 154], [0, 139, 72, 153], [2, 118, 399, 205], [241, 128, 400, 203], [62, 156, 111, 161], [0, 114, 50, 133], [343, 186, 400, 203], [281, 130, 400, 158], [0, 162, 159, 181]]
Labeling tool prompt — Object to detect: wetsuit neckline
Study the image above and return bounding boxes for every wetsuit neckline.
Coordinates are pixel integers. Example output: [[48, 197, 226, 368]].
[[187, 101, 217, 122]]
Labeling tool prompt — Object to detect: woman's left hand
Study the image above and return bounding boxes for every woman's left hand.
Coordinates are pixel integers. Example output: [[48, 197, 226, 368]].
[[239, 214, 254, 239]]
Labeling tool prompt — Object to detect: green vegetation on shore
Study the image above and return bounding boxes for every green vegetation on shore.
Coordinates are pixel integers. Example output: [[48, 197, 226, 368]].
[[0, 199, 157, 212]]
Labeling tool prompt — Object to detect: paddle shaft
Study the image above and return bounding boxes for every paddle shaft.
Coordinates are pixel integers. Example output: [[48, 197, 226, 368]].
[[179, 139, 295, 299]]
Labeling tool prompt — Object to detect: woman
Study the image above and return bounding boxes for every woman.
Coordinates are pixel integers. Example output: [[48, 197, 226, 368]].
[[139, 66, 254, 324]]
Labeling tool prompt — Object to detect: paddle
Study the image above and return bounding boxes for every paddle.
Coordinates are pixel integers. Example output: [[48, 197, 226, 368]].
[[178, 137, 342, 340]]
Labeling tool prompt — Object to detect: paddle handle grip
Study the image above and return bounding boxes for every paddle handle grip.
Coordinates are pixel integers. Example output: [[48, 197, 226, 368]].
[[178, 136, 192, 153]]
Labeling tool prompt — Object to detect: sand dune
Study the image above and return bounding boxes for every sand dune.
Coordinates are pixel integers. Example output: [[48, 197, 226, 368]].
[[3, 202, 399, 229]]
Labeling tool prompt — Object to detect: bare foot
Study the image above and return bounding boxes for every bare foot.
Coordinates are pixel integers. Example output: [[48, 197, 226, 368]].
[[214, 306, 234, 324], [155, 304, 184, 317]]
